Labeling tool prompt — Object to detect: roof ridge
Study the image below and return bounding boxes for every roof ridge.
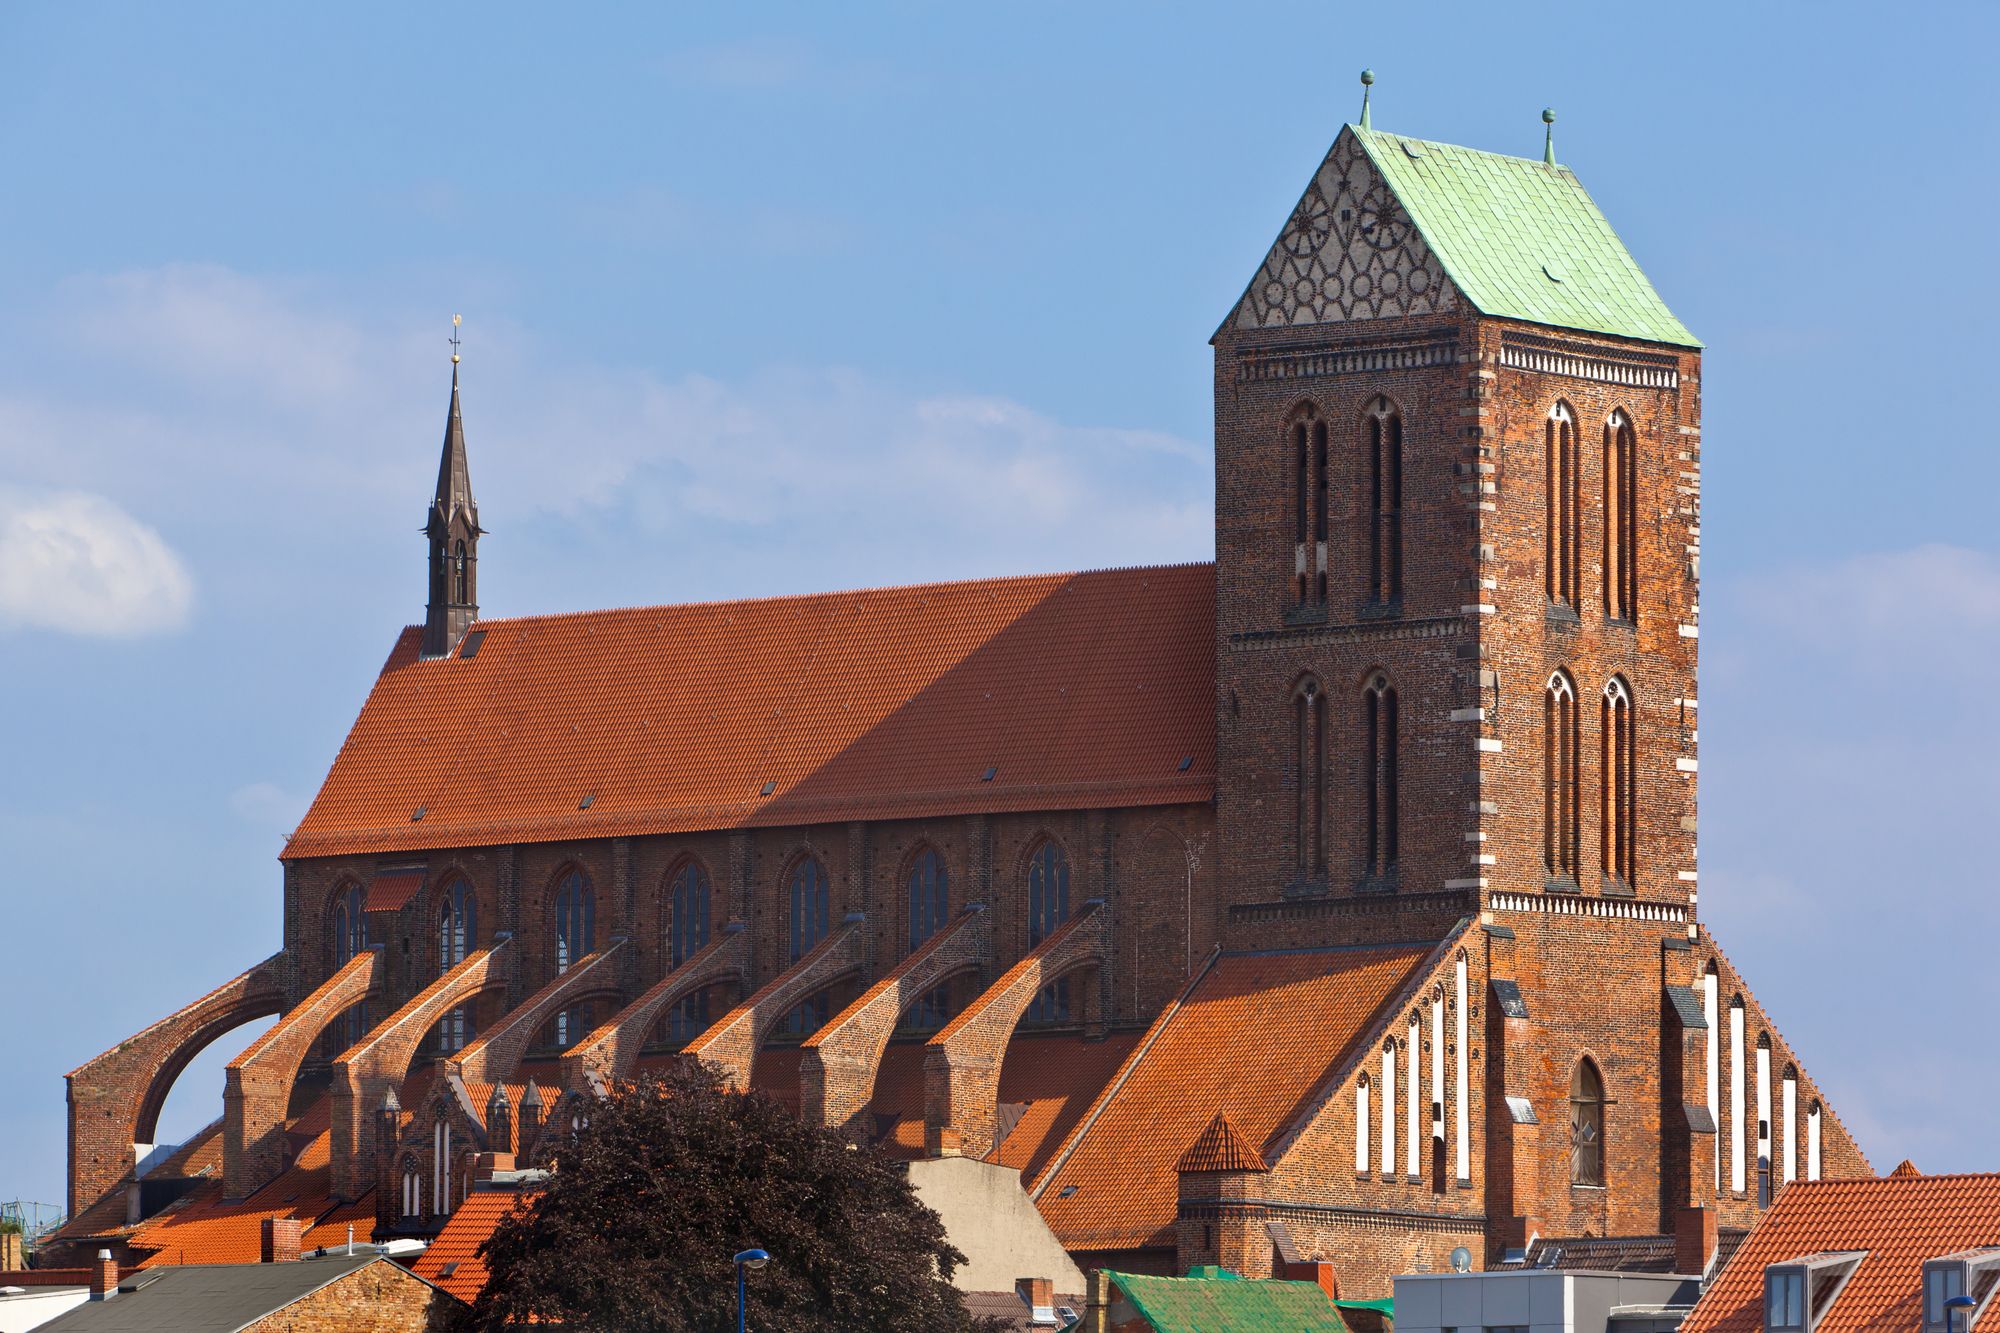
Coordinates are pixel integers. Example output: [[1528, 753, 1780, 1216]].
[[1352, 123, 1574, 169], [406, 560, 1217, 636]]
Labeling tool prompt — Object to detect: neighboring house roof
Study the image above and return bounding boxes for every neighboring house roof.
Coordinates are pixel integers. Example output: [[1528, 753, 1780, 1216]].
[[410, 1188, 531, 1305], [34, 1255, 414, 1331], [1034, 943, 1434, 1251], [1682, 1171, 2000, 1333], [1519, 1234, 1683, 1274], [1351, 126, 1699, 348], [1105, 1268, 1350, 1333], [287, 564, 1215, 859]]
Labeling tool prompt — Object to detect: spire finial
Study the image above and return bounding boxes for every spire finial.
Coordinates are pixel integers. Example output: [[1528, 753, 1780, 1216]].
[[449, 313, 462, 366], [1359, 69, 1375, 130], [1541, 107, 1557, 166]]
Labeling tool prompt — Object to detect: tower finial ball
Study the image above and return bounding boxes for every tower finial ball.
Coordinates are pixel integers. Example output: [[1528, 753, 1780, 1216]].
[[1360, 69, 1374, 86], [1542, 107, 1556, 124]]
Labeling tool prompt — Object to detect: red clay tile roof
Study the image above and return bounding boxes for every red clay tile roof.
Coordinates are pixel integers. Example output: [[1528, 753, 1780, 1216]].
[[365, 871, 423, 913], [1683, 1172, 2000, 1333], [1176, 1113, 1269, 1174], [411, 1188, 532, 1304], [285, 564, 1215, 859], [1033, 944, 1432, 1251]]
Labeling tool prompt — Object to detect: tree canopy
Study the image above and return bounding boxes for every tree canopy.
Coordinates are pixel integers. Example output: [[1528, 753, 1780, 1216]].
[[463, 1061, 999, 1332]]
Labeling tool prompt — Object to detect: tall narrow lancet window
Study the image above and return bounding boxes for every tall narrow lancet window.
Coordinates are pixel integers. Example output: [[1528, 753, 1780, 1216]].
[[666, 862, 712, 1044], [1291, 408, 1329, 607], [436, 879, 476, 1053], [1026, 840, 1072, 1023], [1363, 673, 1399, 882], [1604, 410, 1638, 622], [400, 1157, 421, 1219], [1601, 677, 1636, 891], [1293, 678, 1325, 880], [782, 857, 832, 1037], [1354, 1075, 1372, 1174], [906, 848, 952, 1030], [1546, 403, 1579, 608], [1544, 671, 1580, 885], [1366, 397, 1403, 606], [1570, 1059, 1606, 1186], [331, 884, 366, 1046], [452, 540, 469, 603], [551, 869, 594, 1048]]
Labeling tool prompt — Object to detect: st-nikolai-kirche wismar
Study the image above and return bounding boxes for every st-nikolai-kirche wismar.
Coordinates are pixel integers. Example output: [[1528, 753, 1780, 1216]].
[[50, 84, 1868, 1293]]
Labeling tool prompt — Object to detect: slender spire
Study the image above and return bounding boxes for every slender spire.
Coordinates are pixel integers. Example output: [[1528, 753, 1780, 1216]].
[[1542, 107, 1557, 166], [1359, 69, 1374, 129], [422, 315, 481, 659]]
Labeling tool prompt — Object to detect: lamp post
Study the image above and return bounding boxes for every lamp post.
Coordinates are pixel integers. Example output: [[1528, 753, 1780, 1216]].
[[733, 1248, 769, 1333], [1945, 1292, 1976, 1333]]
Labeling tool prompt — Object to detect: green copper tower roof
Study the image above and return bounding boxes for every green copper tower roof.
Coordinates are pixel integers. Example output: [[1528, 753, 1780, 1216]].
[[1100, 1269, 1351, 1333], [1351, 125, 1699, 348]]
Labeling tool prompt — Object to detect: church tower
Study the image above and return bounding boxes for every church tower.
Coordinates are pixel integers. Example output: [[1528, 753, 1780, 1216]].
[[421, 330, 481, 659], [1210, 89, 1703, 941]]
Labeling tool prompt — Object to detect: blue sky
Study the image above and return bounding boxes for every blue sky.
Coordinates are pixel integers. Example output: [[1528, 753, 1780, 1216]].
[[3, 3, 1997, 1212]]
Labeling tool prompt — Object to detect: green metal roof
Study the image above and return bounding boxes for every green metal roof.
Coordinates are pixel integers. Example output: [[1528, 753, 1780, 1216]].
[[1351, 126, 1699, 348], [1105, 1269, 1351, 1333]]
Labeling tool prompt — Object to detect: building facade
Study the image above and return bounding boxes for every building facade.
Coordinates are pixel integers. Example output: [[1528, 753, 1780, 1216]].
[[56, 103, 1869, 1298]]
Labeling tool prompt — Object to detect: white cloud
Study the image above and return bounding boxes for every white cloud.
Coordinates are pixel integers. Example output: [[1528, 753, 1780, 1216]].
[[0, 489, 193, 637]]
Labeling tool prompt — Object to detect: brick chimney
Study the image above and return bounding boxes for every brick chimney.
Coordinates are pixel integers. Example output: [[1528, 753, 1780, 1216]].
[[0, 1230, 24, 1271], [1675, 1205, 1716, 1277], [261, 1216, 303, 1263], [1017, 1276, 1057, 1327], [1278, 1259, 1340, 1301], [90, 1250, 118, 1301]]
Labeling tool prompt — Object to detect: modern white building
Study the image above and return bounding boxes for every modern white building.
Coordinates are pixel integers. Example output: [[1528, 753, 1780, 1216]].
[[1395, 1268, 1701, 1333]]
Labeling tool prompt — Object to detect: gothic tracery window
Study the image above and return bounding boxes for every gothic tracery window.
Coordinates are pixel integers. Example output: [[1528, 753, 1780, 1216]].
[[330, 883, 367, 1046], [1366, 397, 1403, 605], [1291, 407, 1329, 607], [1544, 671, 1580, 885], [1547, 403, 1579, 608], [665, 861, 712, 1044], [436, 878, 476, 1053], [1362, 673, 1399, 881], [1604, 410, 1638, 622], [1026, 839, 1072, 1023], [551, 868, 595, 1048], [1570, 1058, 1605, 1186], [782, 856, 832, 1037], [1601, 677, 1635, 890], [904, 848, 953, 1031], [1294, 678, 1325, 879]]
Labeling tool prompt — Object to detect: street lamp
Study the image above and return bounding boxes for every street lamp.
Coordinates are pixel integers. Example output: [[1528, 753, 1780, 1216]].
[[733, 1248, 769, 1333], [1944, 1293, 1976, 1333]]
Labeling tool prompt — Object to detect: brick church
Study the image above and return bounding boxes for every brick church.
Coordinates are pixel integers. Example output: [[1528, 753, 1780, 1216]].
[[54, 100, 1870, 1294]]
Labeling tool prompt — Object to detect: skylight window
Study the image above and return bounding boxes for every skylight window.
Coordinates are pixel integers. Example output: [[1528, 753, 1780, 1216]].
[[1765, 1252, 1867, 1333], [1923, 1248, 2000, 1332]]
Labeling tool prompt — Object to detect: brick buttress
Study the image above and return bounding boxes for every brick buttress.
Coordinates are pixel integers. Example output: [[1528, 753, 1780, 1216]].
[[560, 925, 748, 1090], [679, 918, 866, 1090], [450, 941, 627, 1088]]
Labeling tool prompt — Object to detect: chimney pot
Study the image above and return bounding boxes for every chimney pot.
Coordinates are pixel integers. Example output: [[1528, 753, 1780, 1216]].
[[1675, 1205, 1717, 1277], [90, 1250, 118, 1300], [261, 1216, 304, 1264], [1018, 1276, 1057, 1326]]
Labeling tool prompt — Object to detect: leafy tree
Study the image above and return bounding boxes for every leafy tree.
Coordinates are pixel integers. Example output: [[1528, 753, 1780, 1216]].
[[463, 1060, 1003, 1332]]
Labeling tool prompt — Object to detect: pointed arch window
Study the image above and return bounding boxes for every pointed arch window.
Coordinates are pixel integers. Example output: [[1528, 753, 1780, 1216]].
[[1354, 1074, 1372, 1174], [400, 1156, 421, 1219], [1547, 403, 1579, 608], [452, 540, 469, 604], [1601, 677, 1635, 891], [905, 848, 953, 1031], [330, 883, 367, 1046], [1367, 398, 1403, 605], [436, 879, 476, 1053], [1026, 840, 1072, 1024], [1605, 410, 1638, 622], [665, 861, 712, 1045], [1293, 678, 1325, 879], [782, 856, 832, 1038], [1570, 1058, 1605, 1186], [552, 868, 595, 1048], [1363, 673, 1399, 881], [1291, 408, 1329, 607], [1544, 671, 1580, 885]]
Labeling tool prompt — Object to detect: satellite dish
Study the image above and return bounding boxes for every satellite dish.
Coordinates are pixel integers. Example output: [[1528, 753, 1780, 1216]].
[[1450, 1247, 1473, 1274]]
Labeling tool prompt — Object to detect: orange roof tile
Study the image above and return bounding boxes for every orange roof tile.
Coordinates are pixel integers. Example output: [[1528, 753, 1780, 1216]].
[[1033, 944, 1431, 1251], [411, 1188, 533, 1304], [285, 565, 1215, 859], [1684, 1172, 2000, 1333], [1176, 1113, 1268, 1173], [366, 871, 423, 913]]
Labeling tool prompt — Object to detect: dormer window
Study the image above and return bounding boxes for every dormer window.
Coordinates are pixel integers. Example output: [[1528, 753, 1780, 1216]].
[[1764, 1252, 1867, 1333], [1924, 1249, 2000, 1333]]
